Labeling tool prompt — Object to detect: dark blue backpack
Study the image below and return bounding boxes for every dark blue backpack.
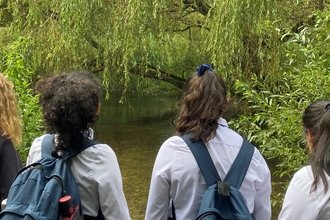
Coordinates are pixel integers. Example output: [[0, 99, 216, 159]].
[[0, 134, 98, 220], [180, 134, 254, 220]]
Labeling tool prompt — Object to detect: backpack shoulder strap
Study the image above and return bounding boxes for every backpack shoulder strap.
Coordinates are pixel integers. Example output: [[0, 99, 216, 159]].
[[41, 134, 100, 161], [180, 133, 221, 187], [41, 134, 56, 158], [223, 139, 254, 189], [63, 138, 100, 160], [181, 133, 254, 189]]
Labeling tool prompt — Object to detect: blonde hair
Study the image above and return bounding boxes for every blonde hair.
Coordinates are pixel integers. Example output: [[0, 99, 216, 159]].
[[0, 73, 22, 147]]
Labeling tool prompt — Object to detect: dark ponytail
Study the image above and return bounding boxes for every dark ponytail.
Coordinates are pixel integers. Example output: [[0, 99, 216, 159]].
[[303, 100, 330, 193]]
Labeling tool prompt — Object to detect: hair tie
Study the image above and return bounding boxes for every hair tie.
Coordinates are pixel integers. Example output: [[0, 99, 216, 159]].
[[196, 64, 213, 77], [324, 103, 330, 112]]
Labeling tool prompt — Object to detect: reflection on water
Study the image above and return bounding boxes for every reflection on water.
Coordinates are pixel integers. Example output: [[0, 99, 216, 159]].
[[95, 95, 284, 220]]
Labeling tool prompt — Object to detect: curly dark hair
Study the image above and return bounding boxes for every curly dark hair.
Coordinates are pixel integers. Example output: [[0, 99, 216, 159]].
[[35, 70, 103, 153], [175, 70, 227, 142]]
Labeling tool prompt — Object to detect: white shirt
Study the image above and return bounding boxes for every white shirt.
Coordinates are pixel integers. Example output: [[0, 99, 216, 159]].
[[145, 118, 271, 220], [278, 166, 330, 220], [26, 132, 131, 220]]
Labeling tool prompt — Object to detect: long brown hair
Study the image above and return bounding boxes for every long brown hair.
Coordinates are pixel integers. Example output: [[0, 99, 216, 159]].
[[175, 68, 227, 142], [303, 100, 330, 193]]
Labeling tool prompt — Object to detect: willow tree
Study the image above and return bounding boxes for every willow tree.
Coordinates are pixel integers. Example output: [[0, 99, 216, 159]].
[[0, 0, 284, 94], [1, 1, 329, 207], [1, 0, 323, 137], [1, 0, 327, 130]]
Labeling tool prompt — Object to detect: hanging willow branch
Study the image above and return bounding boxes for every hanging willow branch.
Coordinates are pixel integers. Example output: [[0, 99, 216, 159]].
[[1, 0, 324, 94]]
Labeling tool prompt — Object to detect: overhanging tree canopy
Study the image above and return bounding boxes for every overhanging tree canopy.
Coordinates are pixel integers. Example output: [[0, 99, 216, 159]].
[[1, 0, 330, 200], [0, 1, 273, 90], [0, 0, 327, 95]]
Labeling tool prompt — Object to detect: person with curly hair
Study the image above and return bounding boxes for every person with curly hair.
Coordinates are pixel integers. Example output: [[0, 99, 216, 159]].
[[145, 64, 271, 220], [0, 73, 23, 204], [279, 100, 330, 219], [26, 70, 131, 219]]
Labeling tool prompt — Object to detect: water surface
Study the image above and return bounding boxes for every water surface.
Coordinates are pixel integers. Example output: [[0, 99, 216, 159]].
[[96, 95, 284, 219], [96, 96, 177, 219]]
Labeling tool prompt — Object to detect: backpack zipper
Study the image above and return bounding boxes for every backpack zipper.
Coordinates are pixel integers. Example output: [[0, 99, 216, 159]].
[[197, 211, 218, 220]]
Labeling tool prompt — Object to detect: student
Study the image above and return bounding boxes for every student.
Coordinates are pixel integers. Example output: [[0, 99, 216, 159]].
[[279, 100, 330, 220], [0, 73, 23, 204], [145, 64, 272, 220], [26, 71, 131, 220]]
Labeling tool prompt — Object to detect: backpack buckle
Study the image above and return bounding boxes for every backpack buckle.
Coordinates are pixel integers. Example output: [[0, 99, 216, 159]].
[[217, 181, 230, 201]]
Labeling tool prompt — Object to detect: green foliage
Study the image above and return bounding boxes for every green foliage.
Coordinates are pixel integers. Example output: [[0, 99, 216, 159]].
[[231, 74, 309, 176], [229, 10, 330, 206], [0, 0, 278, 95], [0, 0, 329, 216], [0, 37, 44, 164], [202, 0, 279, 88]]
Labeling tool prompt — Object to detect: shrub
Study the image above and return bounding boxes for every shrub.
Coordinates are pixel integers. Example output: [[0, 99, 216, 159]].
[[0, 37, 44, 164], [229, 10, 330, 206]]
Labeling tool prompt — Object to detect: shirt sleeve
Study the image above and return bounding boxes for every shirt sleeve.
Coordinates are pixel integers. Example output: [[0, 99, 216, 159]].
[[145, 138, 179, 220], [94, 144, 131, 220], [278, 167, 318, 220], [26, 134, 46, 164], [145, 138, 175, 220], [251, 150, 272, 220]]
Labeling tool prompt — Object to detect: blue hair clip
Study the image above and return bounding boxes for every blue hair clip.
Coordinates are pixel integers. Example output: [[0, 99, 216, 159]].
[[196, 64, 213, 77]]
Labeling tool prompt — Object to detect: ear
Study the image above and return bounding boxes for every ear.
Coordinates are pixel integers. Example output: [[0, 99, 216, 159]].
[[96, 103, 101, 115], [306, 130, 314, 151], [223, 98, 230, 112]]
